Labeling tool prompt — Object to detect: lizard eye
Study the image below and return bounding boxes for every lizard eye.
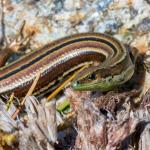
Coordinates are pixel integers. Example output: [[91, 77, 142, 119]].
[[89, 73, 96, 80]]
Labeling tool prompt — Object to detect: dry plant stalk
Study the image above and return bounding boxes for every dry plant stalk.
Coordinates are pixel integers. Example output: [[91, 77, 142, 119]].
[[0, 96, 58, 150]]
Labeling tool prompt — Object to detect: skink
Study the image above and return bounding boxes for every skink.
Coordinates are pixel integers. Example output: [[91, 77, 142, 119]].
[[0, 33, 135, 97]]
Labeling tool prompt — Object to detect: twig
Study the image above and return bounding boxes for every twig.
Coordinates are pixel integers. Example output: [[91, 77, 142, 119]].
[[12, 72, 41, 119]]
